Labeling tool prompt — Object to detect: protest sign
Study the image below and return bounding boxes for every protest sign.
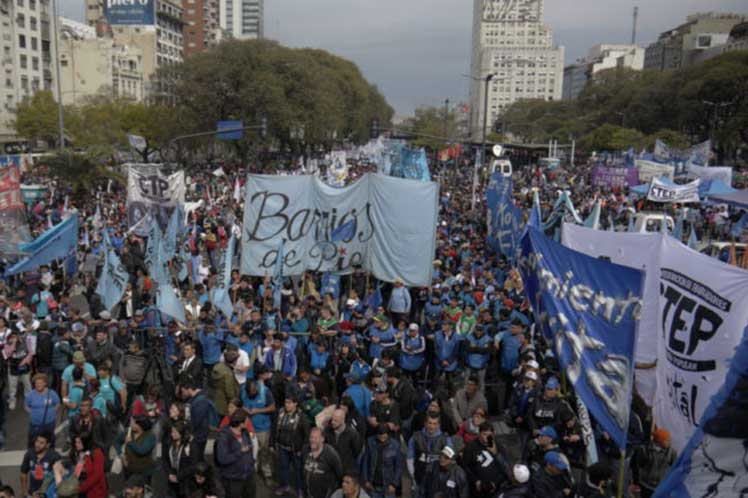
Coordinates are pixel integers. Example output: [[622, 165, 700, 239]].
[[486, 173, 520, 259], [647, 178, 700, 203], [241, 173, 439, 287], [127, 164, 185, 234], [636, 160, 675, 182], [590, 165, 639, 188]]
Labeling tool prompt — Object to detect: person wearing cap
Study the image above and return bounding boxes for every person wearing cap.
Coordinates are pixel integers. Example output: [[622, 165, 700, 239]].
[[462, 421, 511, 498], [387, 278, 411, 326], [508, 370, 539, 438], [60, 350, 96, 401], [432, 321, 462, 384], [528, 376, 571, 437], [523, 425, 560, 474], [528, 451, 573, 498], [302, 427, 344, 498], [215, 409, 256, 498], [407, 412, 454, 498], [367, 315, 397, 361], [362, 424, 402, 498], [464, 324, 491, 388], [400, 323, 426, 379], [275, 394, 310, 496], [497, 464, 530, 498], [434, 445, 468, 498], [494, 319, 525, 411], [368, 384, 401, 436], [633, 428, 676, 498]]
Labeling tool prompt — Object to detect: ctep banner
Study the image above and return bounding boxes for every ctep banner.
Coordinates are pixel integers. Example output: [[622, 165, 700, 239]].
[[647, 177, 700, 203]]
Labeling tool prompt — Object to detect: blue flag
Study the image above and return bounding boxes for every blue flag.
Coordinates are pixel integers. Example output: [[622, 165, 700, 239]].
[[518, 227, 642, 450], [6, 215, 79, 276], [95, 231, 129, 311], [18, 214, 76, 254], [654, 325, 748, 498], [672, 211, 684, 241], [394, 147, 431, 181], [210, 233, 235, 319], [163, 204, 184, 256], [321, 272, 341, 299], [486, 173, 520, 260], [529, 191, 542, 229], [145, 216, 167, 284]]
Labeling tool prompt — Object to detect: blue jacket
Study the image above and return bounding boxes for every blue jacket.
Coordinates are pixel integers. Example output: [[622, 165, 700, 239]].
[[465, 333, 492, 369], [215, 426, 254, 480], [434, 331, 462, 372], [264, 346, 297, 378], [424, 302, 443, 322], [350, 360, 371, 380], [310, 349, 331, 371], [188, 391, 215, 442], [367, 325, 397, 360], [198, 329, 225, 365], [388, 287, 412, 313], [496, 332, 521, 374], [241, 382, 274, 433], [344, 383, 372, 418], [399, 335, 426, 372], [362, 436, 403, 488]]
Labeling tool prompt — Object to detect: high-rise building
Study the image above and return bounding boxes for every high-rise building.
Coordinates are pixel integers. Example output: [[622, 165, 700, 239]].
[[182, 0, 220, 56], [0, 0, 56, 143], [562, 44, 644, 100], [468, 0, 564, 139], [85, 0, 184, 99], [220, 0, 263, 40], [644, 12, 745, 71], [58, 17, 144, 104]]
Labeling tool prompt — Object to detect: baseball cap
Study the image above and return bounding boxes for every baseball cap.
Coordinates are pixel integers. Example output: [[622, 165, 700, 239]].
[[409, 323, 419, 331], [526, 359, 540, 369], [72, 351, 86, 363], [524, 371, 538, 381], [544, 451, 569, 471], [513, 464, 530, 484], [545, 376, 560, 390], [441, 446, 456, 459], [539, 426, 558, 440]]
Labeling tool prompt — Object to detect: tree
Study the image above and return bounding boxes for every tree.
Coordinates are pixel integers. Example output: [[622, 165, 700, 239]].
[[41, 150, 123, 193], [13, 91, 68, 146], [578, 124, 645, 152], [400, 105, 462, 150]]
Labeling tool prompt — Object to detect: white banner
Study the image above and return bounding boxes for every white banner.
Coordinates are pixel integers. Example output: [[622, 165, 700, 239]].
[[561, 223, 660, 403], [656, 236, 748, 452], [636, 159, 675, 182], [686, 163, 733, 187], [241, 173, 439, 287], [127, 164, 185, 235], [647, 177, 700, 203]]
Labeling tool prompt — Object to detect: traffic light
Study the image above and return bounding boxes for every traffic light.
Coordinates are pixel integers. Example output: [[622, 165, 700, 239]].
[[260, 116, 268, 139]]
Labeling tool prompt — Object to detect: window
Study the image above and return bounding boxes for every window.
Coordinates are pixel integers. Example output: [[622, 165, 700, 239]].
[[31, 37, 37, 50], [29, 0, 35, 9], [20, 75, 27, 91], [60, 58, 67, 66], [16, 0, 22, 7], [4, 78, 11, 88], [18, 34, 25, 48], [31, 77, 39, 91], [16, 13, 24, 28], [30, 16, 36, 30], [32, 56, 38, 70], [19, 54, 26, 68]]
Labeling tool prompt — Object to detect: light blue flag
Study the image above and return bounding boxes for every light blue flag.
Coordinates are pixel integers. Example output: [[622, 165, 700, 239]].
[[583, 200, 601, 230], [156, 279, 186, 323], [163, 204, 184, 256], [730, 212, 748, 239], [320, 272, 341, 299], [95, 231, 129, 311], [6, 215, 79, 276], [18, 214, 75, 254], [528, 191, 542, 229], [145, 216, 167, 284], [176, 241, 189, 282], [687, 226, 699, 250], [672, 211, 684, 241], [210, 232, 235, 319]]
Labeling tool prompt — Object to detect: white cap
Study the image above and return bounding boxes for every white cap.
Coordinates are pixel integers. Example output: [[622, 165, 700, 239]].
[[409, 323, 419, 331], [526, 359, 540, 369], [525, 371, 538, 381], [346, 299, 357, 307], [513, 464, 530, 483], [441, 446, 456, 459]]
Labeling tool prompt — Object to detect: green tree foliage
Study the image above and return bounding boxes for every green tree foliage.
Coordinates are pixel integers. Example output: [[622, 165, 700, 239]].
[[499, 51, 748, 160], [400, 105, 462, 150], [41, 149, 123, 192], [578, 124, 645, 152], [13, 91, 68, 146], [157, 39, 394, 160]]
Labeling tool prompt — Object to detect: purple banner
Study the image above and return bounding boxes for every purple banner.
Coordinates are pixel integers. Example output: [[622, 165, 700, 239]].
[[591, 165, 639, 189]]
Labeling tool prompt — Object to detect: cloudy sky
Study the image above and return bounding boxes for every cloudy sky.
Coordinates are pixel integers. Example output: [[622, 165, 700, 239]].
[[61, 0, 748, 116]]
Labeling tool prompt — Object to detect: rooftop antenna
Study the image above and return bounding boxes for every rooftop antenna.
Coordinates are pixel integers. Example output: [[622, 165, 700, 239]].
[[632, 6, 639, 45]]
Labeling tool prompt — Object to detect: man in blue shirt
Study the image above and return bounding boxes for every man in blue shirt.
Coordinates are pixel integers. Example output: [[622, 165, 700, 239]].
[[343, 373, 372, 418], [433, 322, 462, 384], [61, 351, 96, 400], [388, 279, 412, 325], [367, 315, 397, 361], [241, 369, 276, 480], [25, 373, 60, 447], [198, 322, 225, 373], [464, 325, 492, 388]]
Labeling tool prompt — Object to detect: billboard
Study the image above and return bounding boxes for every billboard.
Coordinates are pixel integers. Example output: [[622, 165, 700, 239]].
[[104, 0, 155, 25]]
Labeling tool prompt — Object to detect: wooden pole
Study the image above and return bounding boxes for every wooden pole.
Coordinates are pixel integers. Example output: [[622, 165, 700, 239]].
[[616, 449, 626, 498]]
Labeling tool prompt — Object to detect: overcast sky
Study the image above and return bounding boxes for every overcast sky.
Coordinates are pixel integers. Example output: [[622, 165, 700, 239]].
[[61, 0, 748, 116]]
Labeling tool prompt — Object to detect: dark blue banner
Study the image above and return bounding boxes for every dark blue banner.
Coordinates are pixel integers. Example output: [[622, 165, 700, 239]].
[[486, 173, 520, 259], [518, 227, 642, 450], [104, 0, 155, 26]]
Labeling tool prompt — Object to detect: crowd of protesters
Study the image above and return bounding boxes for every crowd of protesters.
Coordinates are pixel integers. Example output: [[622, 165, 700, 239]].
[[6, 153, 747, 498]]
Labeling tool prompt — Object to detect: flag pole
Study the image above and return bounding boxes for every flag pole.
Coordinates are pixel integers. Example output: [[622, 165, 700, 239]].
[[616, 449, 626, 498]]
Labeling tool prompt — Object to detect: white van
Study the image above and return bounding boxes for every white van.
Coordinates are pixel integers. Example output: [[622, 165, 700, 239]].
[[633, 212, 674, 233], [491, 159, 512, 178]]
